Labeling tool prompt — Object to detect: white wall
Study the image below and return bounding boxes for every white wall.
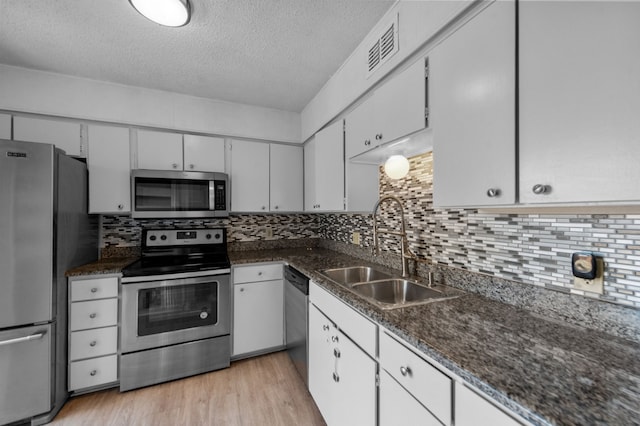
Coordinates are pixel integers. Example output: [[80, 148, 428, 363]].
[[300, 1, 472, 141], [0, 64, 301, 143]]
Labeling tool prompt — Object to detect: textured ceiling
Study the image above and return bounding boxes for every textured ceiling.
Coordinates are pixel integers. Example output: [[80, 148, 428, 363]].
[[0, 0, 394, 112]]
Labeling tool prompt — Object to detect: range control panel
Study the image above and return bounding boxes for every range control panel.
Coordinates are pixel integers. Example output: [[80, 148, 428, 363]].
[[143, 228, 225, 247]]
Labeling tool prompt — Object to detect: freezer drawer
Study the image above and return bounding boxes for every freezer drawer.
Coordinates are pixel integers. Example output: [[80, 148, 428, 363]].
[[0, 324, 52, 425]]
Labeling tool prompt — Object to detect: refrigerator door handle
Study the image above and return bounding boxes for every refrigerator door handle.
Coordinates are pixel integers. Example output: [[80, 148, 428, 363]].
[[0, 331, 46, 347]]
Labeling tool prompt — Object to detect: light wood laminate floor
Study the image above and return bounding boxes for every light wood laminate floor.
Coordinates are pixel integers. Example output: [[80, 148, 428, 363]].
[[51, 351, 325, 426]]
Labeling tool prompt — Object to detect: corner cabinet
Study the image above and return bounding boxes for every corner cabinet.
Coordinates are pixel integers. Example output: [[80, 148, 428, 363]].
[[68, 275, 119, 393], [432, 1, 516, 208], [232, 263, 284, 358], [304, 120, 345, 212], [308, 282, 377, 425], [518, 1, 640, 204], [87, 124, 131, 214]]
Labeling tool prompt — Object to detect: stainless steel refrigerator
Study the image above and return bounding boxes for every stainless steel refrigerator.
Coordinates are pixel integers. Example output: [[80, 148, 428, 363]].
[[0, 139, 98, 425]]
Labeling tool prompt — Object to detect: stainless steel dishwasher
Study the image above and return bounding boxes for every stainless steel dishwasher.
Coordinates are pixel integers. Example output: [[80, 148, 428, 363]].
[[284, 265, 309, 385]]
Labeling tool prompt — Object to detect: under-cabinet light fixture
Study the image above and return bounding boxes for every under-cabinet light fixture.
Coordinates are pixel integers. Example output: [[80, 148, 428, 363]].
[[129, 0, 191, 27], [384, 155, 410, 179]]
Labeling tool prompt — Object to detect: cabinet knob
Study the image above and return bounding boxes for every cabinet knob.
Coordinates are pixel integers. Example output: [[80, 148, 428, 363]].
[[91, 287, 98, 293], [364, 139, 371, 146], [261, 206, 266, 210], [189, 164, 194, 169], [274, 205, 279, 210], [375, 133, 383, 140], [240, 288, 245, 292], [89, 341, 97, 347], [322, 325, 330, 331], [89, 313, 96, 319], [332, 372, 340, 383], [400, 366, 412, 377], [331, 335, 339, 343], [532, 184, 550, 194], [117, 204, 124, 210], [172, 163, 178, 169], [258, 271, 263, 276], [89, 370, 97, 376], [333, 348, 341, 358], [486, 188, 501, 198]]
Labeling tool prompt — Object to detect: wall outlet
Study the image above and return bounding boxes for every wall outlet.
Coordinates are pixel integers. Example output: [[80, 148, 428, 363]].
[[573, 257, 605, 295], [264, 226, 273, 239], [351, 231, 361, 245]]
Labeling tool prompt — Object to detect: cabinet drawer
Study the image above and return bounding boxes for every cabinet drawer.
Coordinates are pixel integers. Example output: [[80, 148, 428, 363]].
[[310, 281, 377, 357], [70, 299, 118, 331], [70, 326, 118, 361], [69, 355, 118, 391], [455, 382, 522, 426], [70, 277, 118, 301], [379, 331, 452, 424], [233, 263, 283, 284], [380, 370, 442, 426]]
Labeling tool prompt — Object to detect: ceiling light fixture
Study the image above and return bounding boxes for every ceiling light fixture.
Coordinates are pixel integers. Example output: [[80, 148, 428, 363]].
[[129, 0, 191, 27], [384, 155, 410, 179]]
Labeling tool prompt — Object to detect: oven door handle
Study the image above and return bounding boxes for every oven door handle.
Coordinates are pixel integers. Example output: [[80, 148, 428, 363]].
[[122, 269, 231, 284]]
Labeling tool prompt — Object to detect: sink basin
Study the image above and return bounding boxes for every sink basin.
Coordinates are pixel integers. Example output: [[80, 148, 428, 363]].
[[351, 279, 446, 307], [320, 266, 392, 286]]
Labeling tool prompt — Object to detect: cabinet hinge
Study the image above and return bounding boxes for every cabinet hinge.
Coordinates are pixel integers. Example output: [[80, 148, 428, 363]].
[[424, 107, 429, 120], [375, 373, 380, 387], [425, 63, 429, 78]]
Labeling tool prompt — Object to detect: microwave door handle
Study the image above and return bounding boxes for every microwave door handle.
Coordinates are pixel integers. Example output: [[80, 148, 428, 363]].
[[209, 181, 215, 210]]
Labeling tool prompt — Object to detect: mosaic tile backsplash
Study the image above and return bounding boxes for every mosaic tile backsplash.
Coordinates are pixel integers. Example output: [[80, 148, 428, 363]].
[[101, 152, 640, 309]]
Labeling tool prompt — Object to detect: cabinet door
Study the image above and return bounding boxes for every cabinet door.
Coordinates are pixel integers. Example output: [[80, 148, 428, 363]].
[[345, 94, 377, 158], [375, 57, 427, 145], [304, 137, 317, 211], [230, 139, 270, 212], [519, 1, 640, 204], [432, 1, 516, 207], [232, 280, 284, 356], [270, 144, 303, 212], [137, 129, 183, 170], [183, 134, 225, 172], [87, 125, 131, 214], [379, 371, 442, 426], [313, 120, 344, 211], [0, 113, 10, 139], [455, 382, 521, 426], [308, 304, 336, 425], [14, 116, 84, 157]]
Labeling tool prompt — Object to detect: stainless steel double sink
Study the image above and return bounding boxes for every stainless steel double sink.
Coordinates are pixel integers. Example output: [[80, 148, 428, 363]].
[[319, 266, 460, 310]]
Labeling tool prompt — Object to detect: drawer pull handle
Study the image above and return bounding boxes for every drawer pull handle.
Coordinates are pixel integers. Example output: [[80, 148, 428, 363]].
[[333, 372, 340, 383], [90, 370, 97, 376], [91, 288, 98, 293], [400, 366, 412, 377], [89, 313, 97, 319], [89, 341, 97, 347]]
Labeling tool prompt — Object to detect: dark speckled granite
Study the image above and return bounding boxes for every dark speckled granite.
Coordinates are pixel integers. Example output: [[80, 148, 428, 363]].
[[65, 257, 138, 276], [230, 248, 640, 426]]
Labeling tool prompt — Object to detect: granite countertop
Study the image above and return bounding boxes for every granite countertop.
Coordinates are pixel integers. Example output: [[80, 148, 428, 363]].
[[70, 248, 640, 425], [66, 257, 138, 276]]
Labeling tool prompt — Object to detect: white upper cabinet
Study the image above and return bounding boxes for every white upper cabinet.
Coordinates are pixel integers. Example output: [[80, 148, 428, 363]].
[[432, 1, 516, 207], [137, 130, 225, 172], [346, 58, 427, 160], [305, 120, 345, 212], [230, 139, 270, 212], [183, 134, 225, 172], [87, 125, 131, 214], [13, 116, 85, 157], [270, 144, 303, 212], [519, 1, 640, 204], [0, 114, 10, 139], [136, 130, 183, 170]]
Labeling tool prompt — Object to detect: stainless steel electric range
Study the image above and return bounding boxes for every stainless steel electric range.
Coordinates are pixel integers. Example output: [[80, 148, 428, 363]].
[[120, 228, 231, 391]]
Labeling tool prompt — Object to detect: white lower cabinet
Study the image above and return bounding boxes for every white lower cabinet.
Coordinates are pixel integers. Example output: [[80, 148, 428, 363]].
[[232, 263, 284, 357], [455, 382, 522, 426], [308, 303, 376, 426], [308, 281, 377, 426], [68, 275, 119, 392], [379, 370, 442, 426]]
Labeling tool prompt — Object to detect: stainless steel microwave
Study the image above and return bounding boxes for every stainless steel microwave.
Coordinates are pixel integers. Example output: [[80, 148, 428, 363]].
[[131, 169, 229, 218]]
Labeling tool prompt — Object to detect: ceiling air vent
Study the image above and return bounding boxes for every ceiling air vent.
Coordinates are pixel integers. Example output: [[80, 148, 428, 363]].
[[367, 14, 399, 77]]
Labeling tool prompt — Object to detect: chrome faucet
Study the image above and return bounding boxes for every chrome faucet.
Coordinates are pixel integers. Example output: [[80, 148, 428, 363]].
[[372, 195, 415, 278]]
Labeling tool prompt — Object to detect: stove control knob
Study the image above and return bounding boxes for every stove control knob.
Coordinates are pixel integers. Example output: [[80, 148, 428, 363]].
[[149, 235, 157, 241], [206, 234, 212, 239], [215, 233, 221, 240], [160, 235, 167, 241]]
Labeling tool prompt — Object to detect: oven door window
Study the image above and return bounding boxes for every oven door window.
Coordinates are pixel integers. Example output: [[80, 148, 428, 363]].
[[134, 177, 211, 212], [137, 282, 218, 336]]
